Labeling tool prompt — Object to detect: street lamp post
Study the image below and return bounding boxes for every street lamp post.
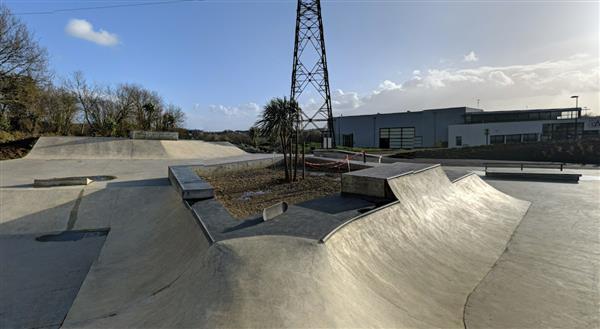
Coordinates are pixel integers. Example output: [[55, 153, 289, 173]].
[[570, 95, 580, 140], [571, 95, 579, 109]]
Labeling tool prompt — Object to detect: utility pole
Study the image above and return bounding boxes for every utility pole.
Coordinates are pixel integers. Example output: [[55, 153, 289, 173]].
[[290, 0, 335, 148]]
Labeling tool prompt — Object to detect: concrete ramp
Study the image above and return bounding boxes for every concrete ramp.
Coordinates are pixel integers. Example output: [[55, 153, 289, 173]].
[[26, 137, 245, 160], [58, 165, 529, 328]]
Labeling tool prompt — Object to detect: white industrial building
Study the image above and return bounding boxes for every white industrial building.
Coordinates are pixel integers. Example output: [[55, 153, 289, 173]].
[[333, 107, 599, 150], [448, 108, 600, 148]]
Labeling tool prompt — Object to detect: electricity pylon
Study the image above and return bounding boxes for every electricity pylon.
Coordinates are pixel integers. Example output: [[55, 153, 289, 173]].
[[290, 0, 335, 148]]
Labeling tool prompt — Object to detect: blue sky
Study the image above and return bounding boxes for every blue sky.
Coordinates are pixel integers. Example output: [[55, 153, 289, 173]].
[[5, 0, 599, 130]]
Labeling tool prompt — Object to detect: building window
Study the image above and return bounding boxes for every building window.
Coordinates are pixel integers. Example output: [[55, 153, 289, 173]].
[[379, 127, 416, 149], [455, 136, 462, 146], [342, 134, 354, 147], [522, 133, 538, 143], [506, 134, 522, 144], [542, 122, 584, 141], [490, 135, 505, 144]]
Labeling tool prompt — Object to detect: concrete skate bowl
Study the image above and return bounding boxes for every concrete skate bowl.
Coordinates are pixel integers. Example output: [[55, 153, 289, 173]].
[[61, 166, 529, 328], [25, 136, 246, 160]]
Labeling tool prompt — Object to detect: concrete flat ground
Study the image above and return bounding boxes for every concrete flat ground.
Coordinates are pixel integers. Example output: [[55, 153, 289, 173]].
[[0, 230, 107, 329], [467, 178, 599, 328], [0, 137, 598, 328]]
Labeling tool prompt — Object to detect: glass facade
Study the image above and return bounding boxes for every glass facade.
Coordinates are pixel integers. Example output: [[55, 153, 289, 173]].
[[464, 109, 580, 124], [505, 134, 522, 144], [522, 133, 539, 142], [541, 122, 584, 141], [490, 135, 505, 144]]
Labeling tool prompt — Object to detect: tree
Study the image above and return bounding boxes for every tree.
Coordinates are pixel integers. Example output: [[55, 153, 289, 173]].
[[68, 72, 131, 136], [38, 85, 77, 135], [0, 5, 48, 133], [0, 5, 48, 79], [160, 104, 185, 130], [255, 97, 299, 182], [248, 126, 259, 147]]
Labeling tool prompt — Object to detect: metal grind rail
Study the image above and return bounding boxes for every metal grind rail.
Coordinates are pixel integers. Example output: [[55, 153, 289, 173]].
[[484, 162, 566, 172]]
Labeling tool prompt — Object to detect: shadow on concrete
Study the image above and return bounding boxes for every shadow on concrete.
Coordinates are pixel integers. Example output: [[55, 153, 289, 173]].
[[223, 216, 263, 233], [0, 195, 110, 329], [106, 178, 170, 188], [296, 193, 374, 215]]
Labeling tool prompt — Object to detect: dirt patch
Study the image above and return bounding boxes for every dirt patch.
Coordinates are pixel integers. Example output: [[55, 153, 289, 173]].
[[201, 167, 341, 219], [0, 137, 37, 160]]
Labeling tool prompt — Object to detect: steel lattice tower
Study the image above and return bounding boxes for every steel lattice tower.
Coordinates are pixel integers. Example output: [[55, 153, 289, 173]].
[[290, 0, 335, 147]]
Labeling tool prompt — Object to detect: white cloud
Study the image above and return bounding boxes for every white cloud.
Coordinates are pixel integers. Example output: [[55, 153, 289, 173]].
[[488, 71, 514, 86], [376, 80, 403, 93], [332, 54, 599, 116], [187, 102, 261, 131], [463, 51, 479, 62], [208, 102, 260, 117], [65, 19, 119, 46], [332, 89, 362, 112], [187, 54, 599, 130]]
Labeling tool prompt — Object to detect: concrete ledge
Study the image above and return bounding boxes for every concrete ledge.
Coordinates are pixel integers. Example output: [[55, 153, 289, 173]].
[[341, 163, 438, 199], [34, 177, 92, 187], [485, 171, 581, 183], [184, 200, 217, 244], [130, 130, 178, 140], [168, 166, 214, 200], [195, 156, 283, 176]]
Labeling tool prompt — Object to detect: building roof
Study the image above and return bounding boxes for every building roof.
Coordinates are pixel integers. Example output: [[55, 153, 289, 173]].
[[468, 107, 581, 116], [335, 106, 481, 119]]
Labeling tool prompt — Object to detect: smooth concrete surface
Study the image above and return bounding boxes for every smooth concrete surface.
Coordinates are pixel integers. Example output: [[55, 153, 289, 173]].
[[341, 162, 437, 199], [465, 178, 600, 329], [58, 165, 530, 328], [1, 137, 598, 328], [190, 195, 375, 243], [25, 136, 245, 159], [0, 230, 107, 329]]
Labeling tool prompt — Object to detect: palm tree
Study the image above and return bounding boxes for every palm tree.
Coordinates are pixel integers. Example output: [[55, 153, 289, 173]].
[[248, 126, 259, 148], [255, 97, 299, 182]]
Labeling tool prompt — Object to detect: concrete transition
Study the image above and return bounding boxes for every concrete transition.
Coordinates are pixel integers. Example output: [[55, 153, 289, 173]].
[[2, 136, 597, 328], [61, 164, 529, 328], [26, 136, 245, 160]]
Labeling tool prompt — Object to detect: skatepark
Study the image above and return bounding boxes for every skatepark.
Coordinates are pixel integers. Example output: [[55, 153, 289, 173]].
[[1, 137, 598, 328]]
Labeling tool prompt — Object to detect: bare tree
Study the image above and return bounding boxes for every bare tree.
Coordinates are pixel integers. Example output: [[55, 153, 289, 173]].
[[38, 85, 77, 135], [67, 72, 129, 136], [117, 84, 161, 130], [160, 104, 185, 130], [0, 5, 47, 79], [0, 5, 48, 132]]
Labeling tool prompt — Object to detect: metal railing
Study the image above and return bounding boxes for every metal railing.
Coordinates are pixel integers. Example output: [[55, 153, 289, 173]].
[[483, 162, 565, 172]]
